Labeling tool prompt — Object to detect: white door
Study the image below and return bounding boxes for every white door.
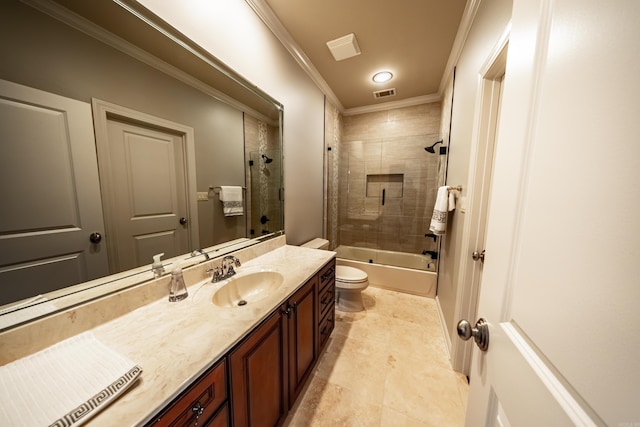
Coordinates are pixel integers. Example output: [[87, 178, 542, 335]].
[[92, 100, 199, 273], [0, 80, 108, 305], [464, 0, 640, 426]]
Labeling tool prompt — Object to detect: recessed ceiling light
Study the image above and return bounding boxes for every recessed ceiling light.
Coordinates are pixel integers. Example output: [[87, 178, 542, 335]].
[[372, 71, 393, 83]]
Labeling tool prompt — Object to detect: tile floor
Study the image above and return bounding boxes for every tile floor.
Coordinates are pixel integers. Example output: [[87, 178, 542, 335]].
[[284, 286, 469, 427]]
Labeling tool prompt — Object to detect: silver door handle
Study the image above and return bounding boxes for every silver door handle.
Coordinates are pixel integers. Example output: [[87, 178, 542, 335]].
[[472, 249, 485, 263], [457, 318, 489, 351]]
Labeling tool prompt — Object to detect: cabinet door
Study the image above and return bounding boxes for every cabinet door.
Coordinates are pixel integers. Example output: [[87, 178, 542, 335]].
[[287, 276, 318, 407], [229, 308, 288, 427]]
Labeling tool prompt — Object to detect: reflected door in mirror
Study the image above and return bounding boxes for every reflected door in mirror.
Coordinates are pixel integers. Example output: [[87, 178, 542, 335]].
[[0, 80, 109, 305], [102, 118, 191, 273]]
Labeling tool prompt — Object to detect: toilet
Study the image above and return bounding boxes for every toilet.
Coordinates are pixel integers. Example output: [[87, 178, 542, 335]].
[[301, 239, 370, 312]]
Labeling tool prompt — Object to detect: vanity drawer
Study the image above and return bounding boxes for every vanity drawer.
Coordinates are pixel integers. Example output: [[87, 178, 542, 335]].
[[318, 309, 335, 352], [149, 358, 227, 427], [318, 280, 335, 319], [318, 259, 335, 289]]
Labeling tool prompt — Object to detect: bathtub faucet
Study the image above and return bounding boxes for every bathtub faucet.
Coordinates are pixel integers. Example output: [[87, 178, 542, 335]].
[[424, 233, 438, 242], [422, 250, 438, 260]]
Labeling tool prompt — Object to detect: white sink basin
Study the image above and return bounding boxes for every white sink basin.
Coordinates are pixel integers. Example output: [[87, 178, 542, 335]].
[[212, 269, 284, 308]]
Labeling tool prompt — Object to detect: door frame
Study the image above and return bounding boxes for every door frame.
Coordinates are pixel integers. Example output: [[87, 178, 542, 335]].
[[450, 25, 510, 375], [91, 99, 199, 272]]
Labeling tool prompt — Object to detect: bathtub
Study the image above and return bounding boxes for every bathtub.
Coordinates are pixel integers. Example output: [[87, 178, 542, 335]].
[[335, 245, 436, 297]]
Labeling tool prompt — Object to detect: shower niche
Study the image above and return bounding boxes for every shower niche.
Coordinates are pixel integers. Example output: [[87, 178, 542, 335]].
[[365, 173, 404, 205]]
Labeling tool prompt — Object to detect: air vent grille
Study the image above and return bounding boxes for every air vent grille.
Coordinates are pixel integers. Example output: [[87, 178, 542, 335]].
[[373, 88, 396, 99]]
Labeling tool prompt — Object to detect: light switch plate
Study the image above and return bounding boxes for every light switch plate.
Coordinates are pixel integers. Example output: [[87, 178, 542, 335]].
[[460, 196, 468, 213], [197, 191, 209, 201]]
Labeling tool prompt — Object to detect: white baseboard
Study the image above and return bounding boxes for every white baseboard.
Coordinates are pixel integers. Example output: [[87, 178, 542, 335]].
[[435, 295, 452, 360]]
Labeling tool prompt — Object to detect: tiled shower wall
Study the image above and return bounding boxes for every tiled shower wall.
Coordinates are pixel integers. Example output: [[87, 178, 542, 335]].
[[338, 103, 443, 255], [244, 114, 281, 237], [324, 101, 342, 250]]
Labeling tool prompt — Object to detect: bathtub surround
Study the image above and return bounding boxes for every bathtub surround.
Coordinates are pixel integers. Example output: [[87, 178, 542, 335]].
[[337, 103, 443, 258]]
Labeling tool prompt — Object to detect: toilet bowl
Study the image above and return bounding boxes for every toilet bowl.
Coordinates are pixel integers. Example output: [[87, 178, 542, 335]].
[[300, 239, 370, 312], [334, 265, 369, 312]]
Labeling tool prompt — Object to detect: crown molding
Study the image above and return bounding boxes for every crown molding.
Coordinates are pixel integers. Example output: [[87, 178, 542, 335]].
[[22, 0, 278, 125], [438, 0, 482, 96], [342, 93, 442, 116], [245, 0, 344, 112]]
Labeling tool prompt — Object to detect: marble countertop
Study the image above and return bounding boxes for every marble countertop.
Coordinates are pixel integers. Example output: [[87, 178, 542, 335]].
[[77, 244, 334, 426]]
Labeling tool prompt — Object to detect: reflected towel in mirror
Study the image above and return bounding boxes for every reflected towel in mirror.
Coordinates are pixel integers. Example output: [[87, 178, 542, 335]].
[[219, 186, 244, 216]]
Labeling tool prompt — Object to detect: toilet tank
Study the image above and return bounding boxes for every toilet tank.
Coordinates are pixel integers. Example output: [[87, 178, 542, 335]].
[[300, 238, 330, 250]]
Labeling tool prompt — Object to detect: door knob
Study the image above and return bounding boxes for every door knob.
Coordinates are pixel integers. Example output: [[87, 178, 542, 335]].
[[472, 249, 485, 263], [179, 217, 187, 225], [89, 232, 102, 244], [457, 318, 489, 351]]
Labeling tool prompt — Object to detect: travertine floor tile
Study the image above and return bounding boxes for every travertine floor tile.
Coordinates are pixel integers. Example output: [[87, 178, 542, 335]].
[[284, 286, 467, 427]]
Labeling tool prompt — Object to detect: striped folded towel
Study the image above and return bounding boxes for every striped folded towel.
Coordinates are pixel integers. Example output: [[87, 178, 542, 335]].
[[0, 332, 142, 427], [219, 185, 244, 216]]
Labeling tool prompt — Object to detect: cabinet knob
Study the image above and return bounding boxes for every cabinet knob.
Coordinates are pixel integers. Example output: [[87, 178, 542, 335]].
[[191, 402, 205, 425]]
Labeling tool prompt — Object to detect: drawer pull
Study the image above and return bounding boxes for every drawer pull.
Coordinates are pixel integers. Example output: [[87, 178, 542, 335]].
[[321, 293, 334, 305], [192, 402, 205, 426], [321, 267, 335, 282], [321, 320, 333, 336]]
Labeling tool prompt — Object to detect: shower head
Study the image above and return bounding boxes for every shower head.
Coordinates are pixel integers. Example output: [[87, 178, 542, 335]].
[[261, 154, 273, 164], [425, 140, 443, 153]]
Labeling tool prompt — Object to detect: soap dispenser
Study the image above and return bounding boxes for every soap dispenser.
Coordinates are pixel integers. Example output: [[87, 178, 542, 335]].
[[152, 253, 165, 278], [169, 260, 188, 302]]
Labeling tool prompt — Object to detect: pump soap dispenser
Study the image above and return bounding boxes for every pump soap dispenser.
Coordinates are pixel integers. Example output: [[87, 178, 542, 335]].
[[169, 260, 188, 302], [152, 253, 165, 278]]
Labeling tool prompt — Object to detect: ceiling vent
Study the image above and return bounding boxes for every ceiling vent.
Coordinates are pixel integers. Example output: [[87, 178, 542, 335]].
[[373, 88, 396, 99], [326, 33, 361, 61]]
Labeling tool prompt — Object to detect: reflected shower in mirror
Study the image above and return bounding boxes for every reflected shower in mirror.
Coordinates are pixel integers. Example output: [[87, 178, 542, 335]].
[[0, 0, 283, 327]]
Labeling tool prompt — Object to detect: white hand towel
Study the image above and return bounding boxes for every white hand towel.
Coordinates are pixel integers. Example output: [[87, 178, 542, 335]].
[[0, 332, 142, 427], [429, 186, 451, 235], [448, 190, 456, 211], [219, 186, 244, 216]]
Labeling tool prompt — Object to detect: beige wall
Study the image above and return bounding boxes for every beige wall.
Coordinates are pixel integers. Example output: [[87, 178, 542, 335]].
[[437, 0, 513, 355], [139, 0, 327, 246], [338, 103, 442, 256]]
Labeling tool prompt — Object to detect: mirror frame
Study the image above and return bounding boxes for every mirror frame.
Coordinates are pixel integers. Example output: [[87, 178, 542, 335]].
[[0, 0, 284, 331]]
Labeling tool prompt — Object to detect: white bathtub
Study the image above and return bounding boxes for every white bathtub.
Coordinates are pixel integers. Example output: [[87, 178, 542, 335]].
[[335, 245, 436, 297]]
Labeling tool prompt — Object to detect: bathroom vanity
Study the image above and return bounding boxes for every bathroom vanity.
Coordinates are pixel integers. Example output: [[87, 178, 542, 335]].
[[0, 237, 335, 426], [146, 259, 335, 426]]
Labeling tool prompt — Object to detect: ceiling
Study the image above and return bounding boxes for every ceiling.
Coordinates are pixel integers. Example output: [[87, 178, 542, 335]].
[[261, 0, 468, 113]]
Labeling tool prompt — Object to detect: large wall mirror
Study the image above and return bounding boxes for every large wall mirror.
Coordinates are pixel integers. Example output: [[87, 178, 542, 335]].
[[0, 0, 284, 330]]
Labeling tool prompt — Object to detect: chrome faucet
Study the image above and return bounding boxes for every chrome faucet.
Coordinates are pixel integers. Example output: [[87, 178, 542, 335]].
[[191, 249, 211, 261], [210, 255, 241, 282]]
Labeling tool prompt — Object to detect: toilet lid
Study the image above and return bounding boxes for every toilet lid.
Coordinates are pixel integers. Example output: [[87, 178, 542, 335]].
[[336, 265, 368, 283]]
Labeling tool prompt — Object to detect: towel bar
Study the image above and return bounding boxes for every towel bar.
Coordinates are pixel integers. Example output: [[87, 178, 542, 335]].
[[209, 186, 247, 193], [447, 185, 463, 192]]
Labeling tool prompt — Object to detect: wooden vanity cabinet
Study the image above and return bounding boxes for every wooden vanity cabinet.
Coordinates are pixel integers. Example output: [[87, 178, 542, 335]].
[[146, 358, 228, 427], [150, 258, 336, 427], [286, 274, 318, 407], [228, 302, 289, 427], [317, 259, 336, 353]]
